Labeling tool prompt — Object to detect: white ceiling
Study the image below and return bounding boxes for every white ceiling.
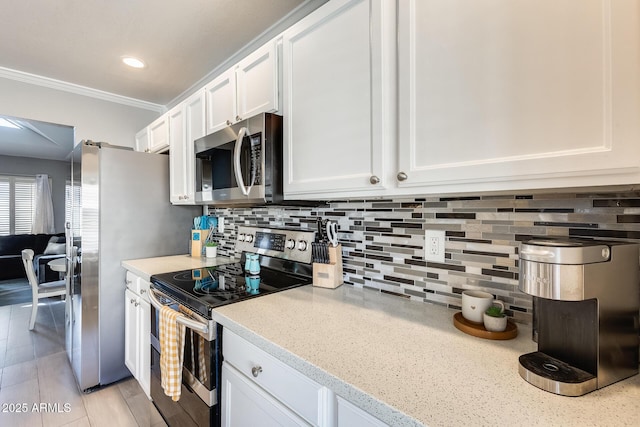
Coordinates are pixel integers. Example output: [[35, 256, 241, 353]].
[[0, 0, 326, 161]]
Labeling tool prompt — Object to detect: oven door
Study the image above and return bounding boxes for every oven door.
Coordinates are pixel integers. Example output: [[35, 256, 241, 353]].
[[194, 115, 267, 205], [149, 288, 221, 427]]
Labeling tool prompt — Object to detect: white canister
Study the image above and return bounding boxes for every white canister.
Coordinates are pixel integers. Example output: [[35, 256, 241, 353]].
[[461, 290, 495, 323]]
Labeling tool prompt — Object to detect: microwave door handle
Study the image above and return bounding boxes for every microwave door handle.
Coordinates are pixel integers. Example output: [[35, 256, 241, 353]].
[[234, 127, 249, 196]]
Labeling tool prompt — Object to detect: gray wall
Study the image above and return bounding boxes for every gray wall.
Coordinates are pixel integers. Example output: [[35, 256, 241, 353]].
[[0, 154, 70, 233], [0, 77, 160, 149]]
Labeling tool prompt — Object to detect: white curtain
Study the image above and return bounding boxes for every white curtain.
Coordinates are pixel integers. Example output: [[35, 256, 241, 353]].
[[33, 174, 55, 234]]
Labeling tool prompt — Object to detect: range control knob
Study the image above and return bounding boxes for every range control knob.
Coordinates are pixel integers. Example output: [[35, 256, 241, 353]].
[[285, 239, 296, 250], [245, 234, 254, 243], [238, 233, 245, 242], [297, 240, 308, 251]]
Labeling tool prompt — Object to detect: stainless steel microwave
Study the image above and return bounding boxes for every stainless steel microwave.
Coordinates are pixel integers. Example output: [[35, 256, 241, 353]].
[[194, 113, 283, 206]]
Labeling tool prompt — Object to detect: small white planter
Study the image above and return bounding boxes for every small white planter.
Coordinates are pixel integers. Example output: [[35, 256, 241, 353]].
[[483, 313, 507, 332], [205, 246, 217, 258]]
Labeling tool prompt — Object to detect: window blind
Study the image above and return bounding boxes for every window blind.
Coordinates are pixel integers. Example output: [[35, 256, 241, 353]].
[[65, 180, 81, 230], [0, 175, 37, 235], [0, 179, 9, 235]]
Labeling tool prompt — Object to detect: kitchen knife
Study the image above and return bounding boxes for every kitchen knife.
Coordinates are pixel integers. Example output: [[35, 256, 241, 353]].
[[326, 221, 338, 247]]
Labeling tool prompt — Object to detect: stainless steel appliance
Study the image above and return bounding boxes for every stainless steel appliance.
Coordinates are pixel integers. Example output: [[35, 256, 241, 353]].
[[518, 238, 639, 396], [66, 141, 199, 392], [149, 226, 315, 427], [194, 113, 283, 206]]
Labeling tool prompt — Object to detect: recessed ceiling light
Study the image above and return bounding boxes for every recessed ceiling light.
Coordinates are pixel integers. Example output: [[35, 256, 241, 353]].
[[122, 56, 145, 69]]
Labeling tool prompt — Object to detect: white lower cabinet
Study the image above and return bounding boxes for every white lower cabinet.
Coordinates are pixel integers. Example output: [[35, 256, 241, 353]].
[[222, 363, 309, 426], [222, 329, 333, 426], [124, 272, 151, 398], [336, 396, 387, 427]]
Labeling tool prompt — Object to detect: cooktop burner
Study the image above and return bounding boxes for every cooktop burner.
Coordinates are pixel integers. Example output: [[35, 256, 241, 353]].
[[150, 261, 312, 318]]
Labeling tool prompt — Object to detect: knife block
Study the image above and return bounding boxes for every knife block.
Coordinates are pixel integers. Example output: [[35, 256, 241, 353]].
[[313, 244, 343, 289], [191, 229, 210, 258]]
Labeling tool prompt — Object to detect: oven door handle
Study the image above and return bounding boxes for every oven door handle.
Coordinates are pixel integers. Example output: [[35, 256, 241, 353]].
[[148, 288, 209, 334]]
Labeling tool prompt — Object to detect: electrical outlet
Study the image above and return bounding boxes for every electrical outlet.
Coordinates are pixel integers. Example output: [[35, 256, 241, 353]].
[[424, 230, 445, 262]]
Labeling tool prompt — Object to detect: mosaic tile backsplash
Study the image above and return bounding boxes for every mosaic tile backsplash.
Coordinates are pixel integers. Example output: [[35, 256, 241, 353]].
[[208, 190, 640, 326]]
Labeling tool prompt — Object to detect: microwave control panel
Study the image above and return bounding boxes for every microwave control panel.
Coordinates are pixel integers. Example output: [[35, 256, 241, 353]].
[[236, 226, 315, 264]]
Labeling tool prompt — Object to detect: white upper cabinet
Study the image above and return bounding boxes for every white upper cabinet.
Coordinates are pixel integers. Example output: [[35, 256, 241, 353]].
[[134, 127, 149, 153], [282, 0, 396, 198], [396, 0, 640, 193], [205, 40, 279, 135], [169, 90, 205, 204], [205, 68, 236, 134], [147, 114, 170, 153], [281, 0, 640, 200], [236, 40, 279, 120]]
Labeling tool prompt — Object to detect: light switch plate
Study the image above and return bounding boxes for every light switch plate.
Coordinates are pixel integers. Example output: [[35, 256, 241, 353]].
[[424, 230, 445, 262]]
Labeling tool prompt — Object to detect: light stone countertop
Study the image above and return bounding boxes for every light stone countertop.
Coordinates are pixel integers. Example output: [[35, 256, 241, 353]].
[[121, 258, 640, 426], [121, 254, 235, 282], [213, 285, 640, 427]]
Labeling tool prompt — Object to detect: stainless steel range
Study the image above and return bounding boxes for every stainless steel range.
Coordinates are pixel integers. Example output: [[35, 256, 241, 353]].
[[148, 226, 315, 427]]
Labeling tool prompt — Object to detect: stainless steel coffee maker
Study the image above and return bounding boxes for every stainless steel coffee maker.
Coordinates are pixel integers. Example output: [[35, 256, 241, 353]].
[[518, 238, 639, 396]]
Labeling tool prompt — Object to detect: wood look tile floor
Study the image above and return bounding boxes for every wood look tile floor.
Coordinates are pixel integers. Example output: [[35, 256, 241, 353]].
[[0, 298, 166, 427]]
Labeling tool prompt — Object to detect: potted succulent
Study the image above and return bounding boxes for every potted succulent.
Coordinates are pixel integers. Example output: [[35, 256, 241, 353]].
[[483, 305, 507, 332], [204, 241, 218, 258]]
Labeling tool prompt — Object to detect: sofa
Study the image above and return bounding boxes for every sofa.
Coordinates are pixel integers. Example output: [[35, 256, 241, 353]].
[[0, 233, 66, 282]]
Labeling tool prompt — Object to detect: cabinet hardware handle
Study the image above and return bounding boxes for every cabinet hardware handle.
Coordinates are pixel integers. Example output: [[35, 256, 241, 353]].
[[397, 172, 408, 181], [134, 301, 139, 307], [140, 289, 146, 294], [251, 366, 263, 378], [236, 115, 242, 122], [184, 195, 189, 200], [226, 120, 232, 126], [369, 175, 380, 185], [178, 196, 183, 200], [130, 299, 135, 304]]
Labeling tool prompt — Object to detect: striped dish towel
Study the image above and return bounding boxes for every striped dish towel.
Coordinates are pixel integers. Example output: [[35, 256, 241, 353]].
[[160, 305, 186, 401], [179, 306, 208, 384]]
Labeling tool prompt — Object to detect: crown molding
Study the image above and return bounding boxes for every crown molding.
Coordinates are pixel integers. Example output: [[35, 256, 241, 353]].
[[167, 0, 330, 109], [0, 66, 165, 113]]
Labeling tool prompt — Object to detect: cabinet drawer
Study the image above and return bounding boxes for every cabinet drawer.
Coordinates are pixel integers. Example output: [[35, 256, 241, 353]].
[[223, 329, 323, 425], [125, 271, 141, 294]]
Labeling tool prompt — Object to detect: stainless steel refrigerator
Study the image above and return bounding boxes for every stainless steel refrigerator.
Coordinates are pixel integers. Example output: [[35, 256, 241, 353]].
[[66, 141, 199, 392]]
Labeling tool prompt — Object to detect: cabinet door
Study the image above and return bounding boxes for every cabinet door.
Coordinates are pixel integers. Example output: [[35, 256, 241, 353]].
[[205, 68, 236, 134], [336, 395, 387, 427], [184, 90, 205, 201], [397, 0, 640, 193], [138, 297, 151, 399], [169, 104, 186, 204], [282, 0, 395, 198], [135, 127, 149, 153], [236, 40, 279, 120], [221, 363, 309, 427], [148, 114, 170, 153], [124, 289, 139, 377], [169, 91, 204, 204]]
